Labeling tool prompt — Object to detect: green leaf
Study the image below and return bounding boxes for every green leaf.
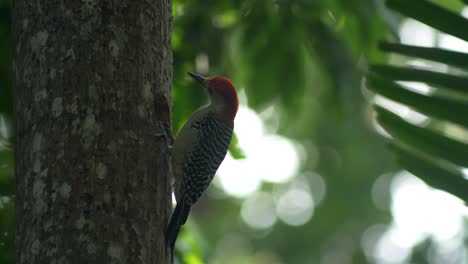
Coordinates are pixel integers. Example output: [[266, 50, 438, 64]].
[[379, 42, 468, 70], [390, 143, 468, 203], [431, 0, 465, 12], [376, 106, 468, 167], [366, 74, 468, 128], [305, 20, 359, 116], [371, 64, 468, 94], [228, 133, 246, 160], [386, 0, 468, 42], [177, 223, 205, 264]]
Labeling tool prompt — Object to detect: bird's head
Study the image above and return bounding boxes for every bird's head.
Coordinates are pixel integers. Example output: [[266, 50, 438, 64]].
[[188, 72, 239, 123]]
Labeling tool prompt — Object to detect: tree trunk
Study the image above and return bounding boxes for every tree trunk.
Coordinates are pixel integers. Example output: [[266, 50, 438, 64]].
[[13, 1, 172, 263]]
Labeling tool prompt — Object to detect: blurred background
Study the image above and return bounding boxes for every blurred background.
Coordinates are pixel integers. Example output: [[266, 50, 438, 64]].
[[1, 0, 468, 263]]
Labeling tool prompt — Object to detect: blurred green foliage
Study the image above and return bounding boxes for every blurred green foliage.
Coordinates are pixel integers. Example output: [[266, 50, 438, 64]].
[[1, 0, 467, 263], [171, 0, 395, 263]]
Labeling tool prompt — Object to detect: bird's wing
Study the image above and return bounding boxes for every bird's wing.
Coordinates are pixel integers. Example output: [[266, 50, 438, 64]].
[[174, 112, 233, 204]]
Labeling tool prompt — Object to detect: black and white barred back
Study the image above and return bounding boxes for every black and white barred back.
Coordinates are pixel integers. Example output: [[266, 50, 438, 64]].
[[181, 112, 233, 205]]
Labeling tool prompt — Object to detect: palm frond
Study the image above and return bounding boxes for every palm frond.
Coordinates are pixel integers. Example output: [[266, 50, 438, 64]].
[[368, 0, 468, 202]]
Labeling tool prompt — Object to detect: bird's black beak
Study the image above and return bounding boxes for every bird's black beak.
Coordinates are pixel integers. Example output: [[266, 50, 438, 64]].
[[188, 72, 207, 85]]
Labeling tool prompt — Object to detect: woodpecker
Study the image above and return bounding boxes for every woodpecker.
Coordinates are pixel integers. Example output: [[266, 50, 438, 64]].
[[166, 72, 239, 259]]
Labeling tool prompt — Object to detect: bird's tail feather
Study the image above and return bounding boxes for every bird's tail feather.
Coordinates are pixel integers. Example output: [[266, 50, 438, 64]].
[[166, 202, 191, 262]]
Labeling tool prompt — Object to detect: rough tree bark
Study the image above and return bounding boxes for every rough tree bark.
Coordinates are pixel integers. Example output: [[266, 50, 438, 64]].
[[13, 1, 172, 263]]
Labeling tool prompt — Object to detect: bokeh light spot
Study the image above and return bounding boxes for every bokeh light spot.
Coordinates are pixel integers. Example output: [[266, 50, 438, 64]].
[[217, 106, 301, 197], [276, 188, 314, 226], [241, 192, 277, 229], [400, 19, 435, 47]]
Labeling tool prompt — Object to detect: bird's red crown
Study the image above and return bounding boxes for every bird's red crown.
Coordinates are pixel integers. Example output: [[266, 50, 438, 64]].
[[206, 77, 239, 122]]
